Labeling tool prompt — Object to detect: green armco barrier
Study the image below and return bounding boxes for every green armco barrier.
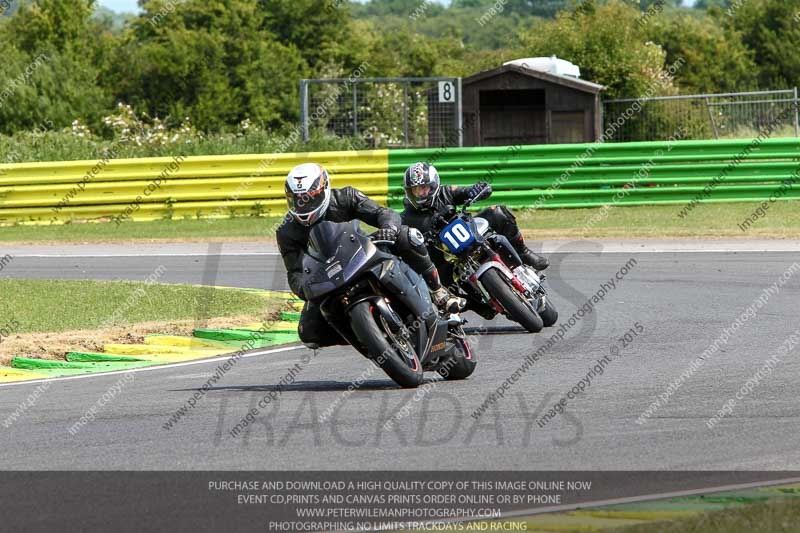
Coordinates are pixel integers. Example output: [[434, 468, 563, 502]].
[[386, 138, 800, 210]]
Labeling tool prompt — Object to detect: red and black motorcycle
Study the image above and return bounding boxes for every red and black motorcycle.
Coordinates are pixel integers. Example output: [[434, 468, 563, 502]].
[[428, 192, 557, 333]]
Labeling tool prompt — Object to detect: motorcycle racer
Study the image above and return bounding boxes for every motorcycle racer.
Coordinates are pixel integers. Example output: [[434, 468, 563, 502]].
[[400, 161, 549, 280], [277, 162, 465, 348]]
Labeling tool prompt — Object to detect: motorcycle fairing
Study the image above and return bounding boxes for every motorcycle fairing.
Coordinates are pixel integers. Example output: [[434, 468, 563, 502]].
[[302, 220, 386, 301]]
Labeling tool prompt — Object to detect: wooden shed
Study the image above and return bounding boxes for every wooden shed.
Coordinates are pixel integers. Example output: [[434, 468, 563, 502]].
[[459, 63, 604, 146]]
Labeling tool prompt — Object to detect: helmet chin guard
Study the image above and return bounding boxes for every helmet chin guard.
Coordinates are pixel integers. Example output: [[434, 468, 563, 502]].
[[403, 162, 441, 210], [285, 163, 331, 226]]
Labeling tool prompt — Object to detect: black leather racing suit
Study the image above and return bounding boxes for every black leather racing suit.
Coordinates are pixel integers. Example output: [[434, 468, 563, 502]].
[[400, 185, 527, 288], [277, 186, 439, 347]]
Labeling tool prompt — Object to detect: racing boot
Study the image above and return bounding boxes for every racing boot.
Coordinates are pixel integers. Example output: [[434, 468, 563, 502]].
[[422, 266, 466, 313], [431, 286, 466, 313], [510, 232, 549, 271]]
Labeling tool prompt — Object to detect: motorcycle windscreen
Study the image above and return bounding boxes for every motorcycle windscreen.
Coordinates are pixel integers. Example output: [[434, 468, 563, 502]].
[[303, 220, 375, 300]]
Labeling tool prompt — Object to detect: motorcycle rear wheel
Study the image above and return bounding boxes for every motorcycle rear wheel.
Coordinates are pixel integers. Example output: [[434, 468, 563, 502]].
[[479, 269, 544, 333], [349, 301, 424, 388]]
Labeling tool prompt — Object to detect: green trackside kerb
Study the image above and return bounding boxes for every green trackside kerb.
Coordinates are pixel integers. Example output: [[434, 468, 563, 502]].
[[4, 289, 302, 381], [387, 137, 800, 210]]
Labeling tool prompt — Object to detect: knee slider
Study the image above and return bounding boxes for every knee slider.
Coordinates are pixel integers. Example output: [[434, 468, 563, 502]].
[[496, 204, 516, 221], [408, 227, 425, 248]]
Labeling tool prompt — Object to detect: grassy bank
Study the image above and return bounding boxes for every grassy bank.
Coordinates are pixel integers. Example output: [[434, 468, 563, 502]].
[[0, 279, 282, 362], [1, 201, 799, 243], [614, 495, 800, 532], [514, 200, 800, 239], [0, 279, 276, 333]]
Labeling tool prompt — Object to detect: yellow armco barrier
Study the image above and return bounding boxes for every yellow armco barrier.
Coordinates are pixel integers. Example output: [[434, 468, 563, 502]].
[[0, 150, 390, 224]]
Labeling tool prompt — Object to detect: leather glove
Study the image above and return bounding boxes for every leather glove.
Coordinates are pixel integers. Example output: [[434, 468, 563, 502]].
[[372, 225, 398, 243], [467, 182, 492, 200]]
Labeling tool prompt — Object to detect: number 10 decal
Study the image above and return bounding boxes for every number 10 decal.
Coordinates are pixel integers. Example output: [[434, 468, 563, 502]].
[[440, 219, 475, 253]]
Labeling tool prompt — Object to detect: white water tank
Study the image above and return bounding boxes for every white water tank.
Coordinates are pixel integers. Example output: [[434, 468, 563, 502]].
[[503, 56, 581, 79]]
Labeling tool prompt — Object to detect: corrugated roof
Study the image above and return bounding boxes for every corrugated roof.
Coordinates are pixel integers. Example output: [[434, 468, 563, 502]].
[[463, 64, 604, 94]]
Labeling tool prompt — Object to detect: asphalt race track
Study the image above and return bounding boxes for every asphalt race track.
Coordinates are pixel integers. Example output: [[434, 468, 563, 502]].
[[1, 241, 799, 471]]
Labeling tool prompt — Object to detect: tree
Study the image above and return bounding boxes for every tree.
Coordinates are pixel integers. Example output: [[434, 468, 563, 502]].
[[4, 0, 96, 54], [258, 0, 353, 68], [520, 0, 674, 99], [108, 0, 309, 131], [0, 0, 112, 133], [726, 0, 800, 90], [646, 11, 757, 93]]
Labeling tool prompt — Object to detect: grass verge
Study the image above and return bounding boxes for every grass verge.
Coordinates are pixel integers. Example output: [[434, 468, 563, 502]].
[[612, 496, 800, 532], [514, 200, 800, 240], [0, 279, 283, 363], [0, 216, 287, 243], [1, 200, 799, 243]]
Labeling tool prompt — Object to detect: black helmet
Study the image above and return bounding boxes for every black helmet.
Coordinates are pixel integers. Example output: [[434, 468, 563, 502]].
[[403, 162, 440, 210]]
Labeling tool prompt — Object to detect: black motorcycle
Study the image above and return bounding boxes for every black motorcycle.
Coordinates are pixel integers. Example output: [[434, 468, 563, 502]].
[[428, 192, 558, 333], [301, 220, 477, 388]]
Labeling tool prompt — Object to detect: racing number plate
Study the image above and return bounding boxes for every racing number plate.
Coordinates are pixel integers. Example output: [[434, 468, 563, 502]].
[[439, 219, 475, 254]]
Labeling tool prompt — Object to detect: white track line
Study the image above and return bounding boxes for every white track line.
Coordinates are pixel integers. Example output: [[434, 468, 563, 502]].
[[384, 475, 800, 533], [8, 242, 800, 257], [0, 344, 305, 389], [494, 476, 800, 520], [8, 252, 282, 258]]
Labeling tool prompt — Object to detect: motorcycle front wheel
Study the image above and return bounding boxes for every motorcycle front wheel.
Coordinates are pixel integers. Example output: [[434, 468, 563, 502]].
[[349, 301, 424, 388]]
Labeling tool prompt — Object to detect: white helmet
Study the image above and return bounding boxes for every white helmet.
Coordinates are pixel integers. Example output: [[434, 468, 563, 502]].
[[285, 163, 331, 226]]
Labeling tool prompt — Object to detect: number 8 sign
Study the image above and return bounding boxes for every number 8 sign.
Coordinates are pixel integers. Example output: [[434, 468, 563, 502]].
[[439, 219, 475, 254], [438, 81, 455, 103]]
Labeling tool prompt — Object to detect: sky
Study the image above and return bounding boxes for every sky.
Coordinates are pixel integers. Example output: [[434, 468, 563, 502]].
[[97, 0, 141, 13]]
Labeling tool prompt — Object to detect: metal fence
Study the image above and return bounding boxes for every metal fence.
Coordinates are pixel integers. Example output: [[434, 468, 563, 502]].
[[602, 89, 800, 143], [300, 77, 462, 149]]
